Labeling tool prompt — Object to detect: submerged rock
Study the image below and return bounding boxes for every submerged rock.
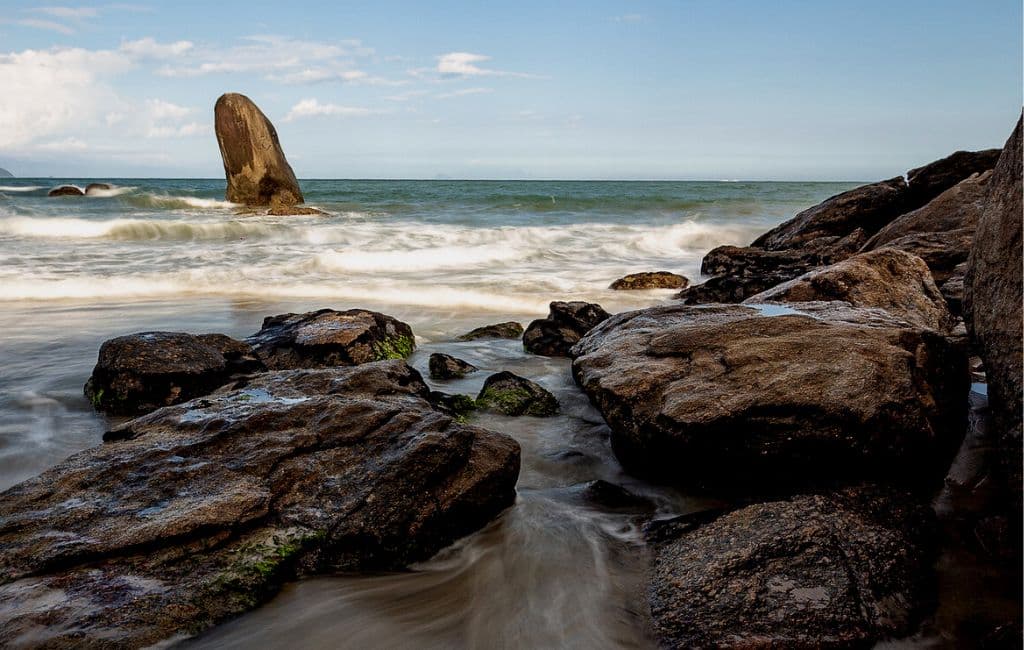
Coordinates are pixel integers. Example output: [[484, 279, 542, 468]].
[[247, 308, 415, 370], [429, 353, 478, 380], [745, 248, 956, 332], [571, 303, 967, 489], [523, 301, 610, 357], [84, 331, 264, 415], [476, 371, 558, 417], [609, 271, 689, 290], [647, 486, 934, 649], [0, 361, 520, 648], [456, 321, 524, 341], [84, 182, 112, 195], [47, 185, 83, 197], [214, 92, 304, 208]]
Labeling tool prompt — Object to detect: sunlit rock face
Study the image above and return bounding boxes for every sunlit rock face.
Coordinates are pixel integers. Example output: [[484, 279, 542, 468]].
[[214, 92, 303, 208]]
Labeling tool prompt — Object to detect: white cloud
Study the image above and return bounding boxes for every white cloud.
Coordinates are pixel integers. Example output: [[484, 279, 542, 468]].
[[35, 136, 90, 151], [13, 19, 76, 34], [283, 98, 377, 122], [32, 6, 100, 18], [120, 37, 194, 59], [436, 86, 493, 99], [266, 67, 367, 84], [434, 52, 537, 78]]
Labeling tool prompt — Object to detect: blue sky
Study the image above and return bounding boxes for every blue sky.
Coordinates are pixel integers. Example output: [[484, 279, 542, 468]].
[[0, 1, 1020, 179]]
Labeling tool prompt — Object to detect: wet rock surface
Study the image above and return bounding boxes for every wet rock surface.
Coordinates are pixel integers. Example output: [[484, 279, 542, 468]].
[[523, 301, 610, 357], [247, 308, 415, 370], [744, 248, 956, 332], [609, 271, 689, 290], [476, 371, 559, 417], [456, 321, 524, 341], [571, 302, 967, 489], [214, 92, 304, 207], [428, 352, 478, 380], [84, 331, 263, 415], [0, 361, 521, 648], [647, 486, 935, 649]]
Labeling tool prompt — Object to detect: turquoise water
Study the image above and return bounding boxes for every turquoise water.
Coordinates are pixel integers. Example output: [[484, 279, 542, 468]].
[[0, 179, 858, 648]]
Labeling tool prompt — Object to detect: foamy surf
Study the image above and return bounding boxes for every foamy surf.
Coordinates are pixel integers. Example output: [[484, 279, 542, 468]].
[[0, 186, 45, 193]]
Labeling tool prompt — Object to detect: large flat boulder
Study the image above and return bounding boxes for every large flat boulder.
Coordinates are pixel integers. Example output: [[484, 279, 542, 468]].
[[247, 308, 415, 370], [571, 303, 967, 489], [744, 248, 956, 332], [84, 332, 263, 415], [0, 360, 520, 648], [751, 178, 910, 251], [214, 93, 304, 208], [647, 486, 934, 648]]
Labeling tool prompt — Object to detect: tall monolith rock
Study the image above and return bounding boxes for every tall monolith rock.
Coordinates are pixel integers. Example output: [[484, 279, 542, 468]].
[[214, 92, 304, 207]]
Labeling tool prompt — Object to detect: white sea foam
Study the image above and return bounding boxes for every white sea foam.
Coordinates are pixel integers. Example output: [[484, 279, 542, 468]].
[[85, 186, 136, 198], [0, 186, 44, 192]]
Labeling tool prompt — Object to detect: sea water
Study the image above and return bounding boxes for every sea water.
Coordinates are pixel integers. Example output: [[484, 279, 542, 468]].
[[0, 178, 857, 648]]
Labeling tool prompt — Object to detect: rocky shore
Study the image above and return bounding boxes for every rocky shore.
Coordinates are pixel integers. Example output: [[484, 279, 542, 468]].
[[0, 113, 1019, 648]]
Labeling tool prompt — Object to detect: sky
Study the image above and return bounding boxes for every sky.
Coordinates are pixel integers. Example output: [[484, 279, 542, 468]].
[[0, 0, 1020, 180]]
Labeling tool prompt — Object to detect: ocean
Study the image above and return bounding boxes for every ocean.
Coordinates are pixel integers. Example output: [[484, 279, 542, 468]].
[[0, 178, 858, 648]]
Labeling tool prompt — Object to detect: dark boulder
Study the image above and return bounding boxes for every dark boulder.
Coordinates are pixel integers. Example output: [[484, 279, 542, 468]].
[[247, 308, 415, 370], [84, 331, 264, 415], [0, 361, 520, 648], [745, 248, 956, 332], [456, 321, 524, 341], [571, 302, 967, 490], [428, 352, 478, 380], [609, 271, 689, 290], [647, 486, 935, 648], [523, 301, 610, 357], [677, 274, 791, 305], [214, 92, 304, 208], [751, 178, 910, 251], [47, 185, 83, 197], [476, 371, 558, 417], [906, 148, 1001, 206]]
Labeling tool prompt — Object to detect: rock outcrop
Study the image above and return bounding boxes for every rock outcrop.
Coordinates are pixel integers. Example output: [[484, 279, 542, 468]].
[[456, 321, 524, 341], [47, 185, 83, 197], [647, 486, 934, 648], [609, 271, 689, 290], [571, 303, 967, 489], [905, 148, 1001, 205], [0, 361, 520, 648], [428, 353, 478, 380], [84, 332, 263, 415], [247, 309, 415, 370], [745, 248, 956, 332], [476, 371, 559, 417], [523, 301, 610, 357], [214, 92, 304, 208]]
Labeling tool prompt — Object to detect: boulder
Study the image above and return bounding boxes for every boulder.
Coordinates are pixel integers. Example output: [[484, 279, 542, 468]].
[[647, 486, 934, 649], [247, 308, 415, 370], [609, 271, 689, 290], [476, 371, 558, 417], [47, 185, 83, 197], [523, 301, 610, 357], [677, 274, 791, 305], [428, 352, 478, 380], [744, 248, 956, 332], [456, 321, 524, 341], [214, 92, 304, 207], [84, 331, 264, 415], [964, 115, 1023, 518], [0, 361, 520, 648], [84, 182, 112, 195], [751, 178, 910, 251], [905, 148, 1001, 206], [571, 302, 967, 489]]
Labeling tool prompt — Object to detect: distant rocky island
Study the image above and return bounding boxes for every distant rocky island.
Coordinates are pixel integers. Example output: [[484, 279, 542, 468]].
[[0, 167, 12, 178], [0, 99, 1019, 648]]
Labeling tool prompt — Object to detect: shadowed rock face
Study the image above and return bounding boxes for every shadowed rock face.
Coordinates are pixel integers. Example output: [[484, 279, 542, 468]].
[[428, 352, 478, 380], [571, 303, 967, 490], [745, 248, 956, 332], [0, 361, 521, 648], [647, 486, 934, 649], [906, 148, 1002, 205], [523, 301, 610, 357], [214, 93, 303, 207]]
